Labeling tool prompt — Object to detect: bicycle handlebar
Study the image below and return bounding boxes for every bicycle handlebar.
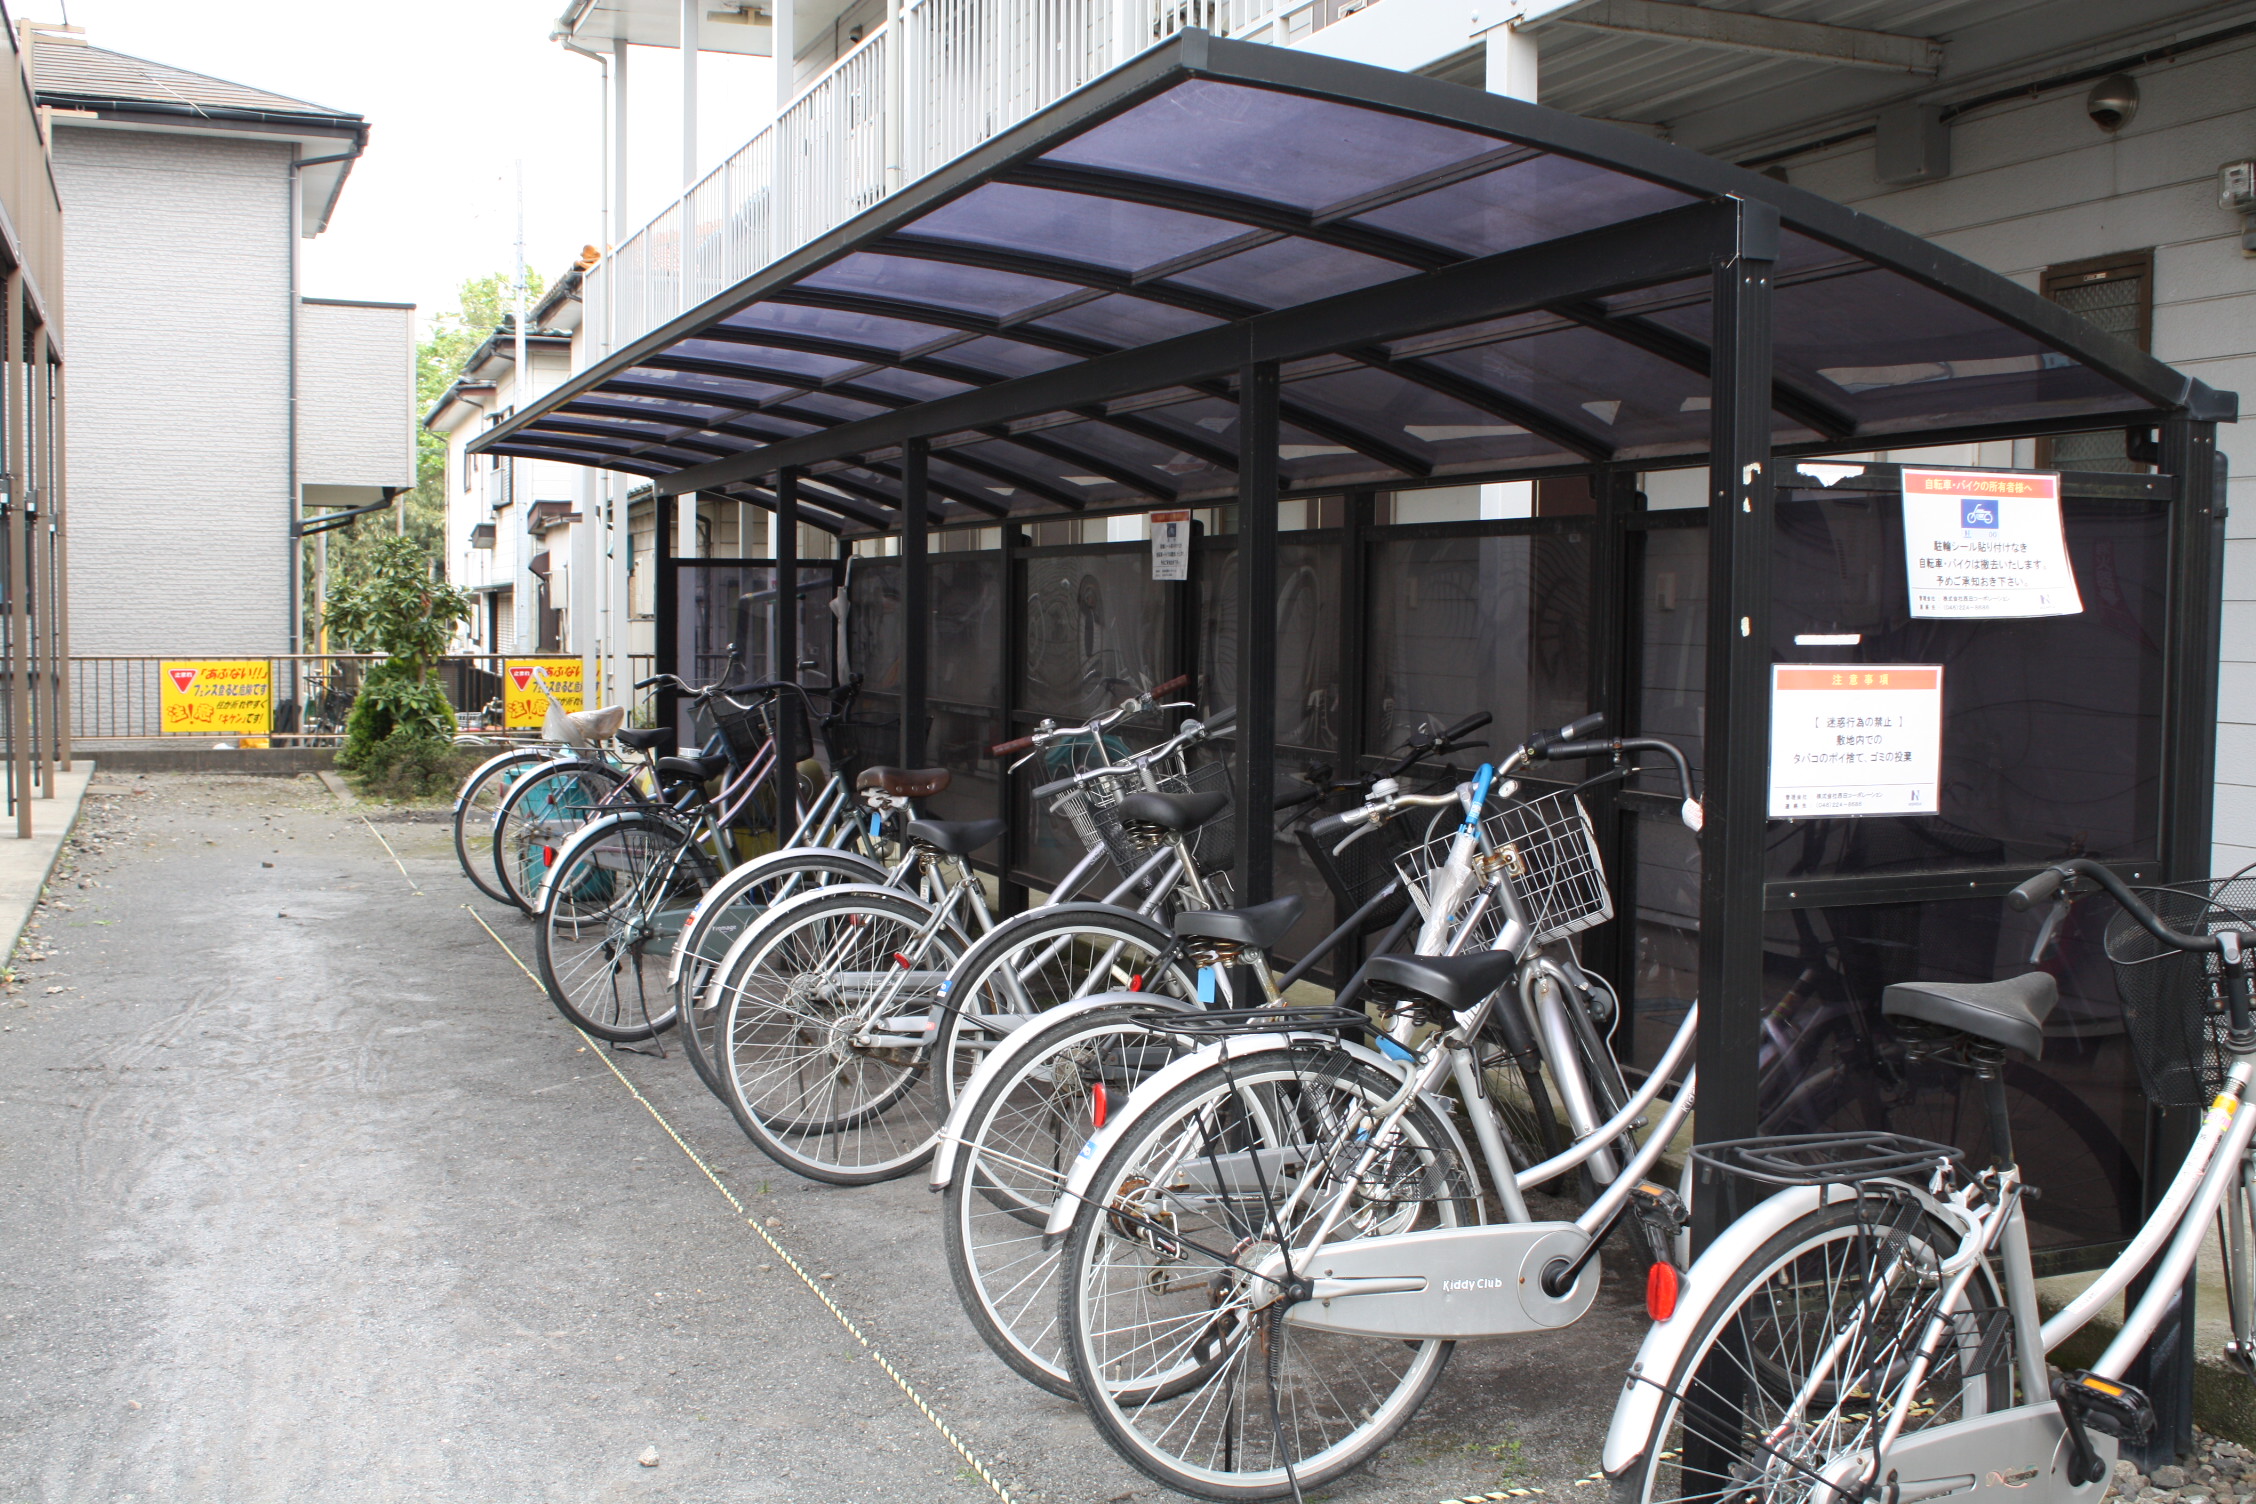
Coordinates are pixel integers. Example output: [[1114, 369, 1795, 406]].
[[1027, 710, 1234, 798], [2008, 857, 2225, 955], [1527, 712, 1606, 754], [989, 675, 1201, 756]]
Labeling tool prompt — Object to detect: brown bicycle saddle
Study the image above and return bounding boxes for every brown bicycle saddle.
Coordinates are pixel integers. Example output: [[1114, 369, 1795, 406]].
[[856, 765, 952, 799]]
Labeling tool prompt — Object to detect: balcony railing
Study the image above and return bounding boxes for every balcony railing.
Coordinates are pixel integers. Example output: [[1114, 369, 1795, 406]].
[[582, 0, 1287, 359]]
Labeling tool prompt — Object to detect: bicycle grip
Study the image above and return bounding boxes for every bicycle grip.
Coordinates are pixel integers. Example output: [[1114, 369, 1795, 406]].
[[1437, 711, 1493, 744], [2007, 867, 2067, 912], [1307, 808, 1366, 840], [1556, 712, 1607, 741], [1031, 774, 1076, 799], [1200, 706, 1238, 734], [1535, 737, 1614, 761], [634, 675, 663, 690], [990, 734, 1035, 756], [1150, 673, 1191, 697]]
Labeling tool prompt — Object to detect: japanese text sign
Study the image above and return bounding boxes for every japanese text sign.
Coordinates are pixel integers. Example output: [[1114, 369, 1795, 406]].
[[1150, 510, 1190, 582], [504, 657, 584, 730], [160, 660, 272, 735], [1901, 468, 2081, 619], [1769, 664, 1943, 819]]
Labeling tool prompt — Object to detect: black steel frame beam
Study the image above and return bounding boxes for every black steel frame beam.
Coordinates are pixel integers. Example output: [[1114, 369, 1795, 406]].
[[775, 470, 800, 830], [659, 201, 1745, 494], [1001, 428, 1179, 501], [1691, 204, 1776, 1248], [1235, 359, 1281, 902], [1346, 346, 1615, 462], [902, 438, 930, 766], [1553, 300, 1857, 440], [919, 444, 1089, 511], [849, 456, 1008, 518]]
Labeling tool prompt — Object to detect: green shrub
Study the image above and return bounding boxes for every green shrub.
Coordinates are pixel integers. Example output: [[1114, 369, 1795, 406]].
[[322, 535, 471, 796]]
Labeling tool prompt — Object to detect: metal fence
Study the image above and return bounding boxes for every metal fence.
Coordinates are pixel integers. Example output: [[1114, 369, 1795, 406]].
[[581, 0, 1288, 358], [69, 655, 565, 745]]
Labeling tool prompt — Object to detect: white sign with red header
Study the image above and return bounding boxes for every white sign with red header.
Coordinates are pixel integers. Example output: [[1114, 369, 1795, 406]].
[[1900, 467, 2081, 619], [1769, 664, 1944, 819], [1150, 510, 1191, 582]]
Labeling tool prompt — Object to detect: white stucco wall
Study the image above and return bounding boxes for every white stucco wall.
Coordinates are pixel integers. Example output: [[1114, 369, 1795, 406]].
[[53, 126, 294, 656], [298, 299, 413, 490], [1775, 35, 2256, 874]]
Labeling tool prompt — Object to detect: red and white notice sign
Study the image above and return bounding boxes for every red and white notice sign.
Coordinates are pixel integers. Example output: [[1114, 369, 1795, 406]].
[[1769, 664, 1944, 819], [1900, 468, 2081, 619]]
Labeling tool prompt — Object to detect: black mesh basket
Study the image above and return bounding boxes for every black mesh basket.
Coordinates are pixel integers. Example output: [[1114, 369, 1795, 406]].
[[822, 715, 902, 785], [703, 692, 773, 763], [1296, 785, 1451, 929], [2104, 877, 2256, 1106]]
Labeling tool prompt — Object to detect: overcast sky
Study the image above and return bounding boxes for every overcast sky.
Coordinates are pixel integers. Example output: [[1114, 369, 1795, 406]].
[[40, 0, 777, 330]]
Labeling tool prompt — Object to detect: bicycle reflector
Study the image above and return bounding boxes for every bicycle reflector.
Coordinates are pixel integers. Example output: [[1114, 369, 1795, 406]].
[[1091, 1081, 1108, 1128], [1645, 1261, 1679, 1320]]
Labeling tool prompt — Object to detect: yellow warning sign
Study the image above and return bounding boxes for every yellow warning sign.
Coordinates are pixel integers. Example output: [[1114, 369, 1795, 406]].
[[504, 657, 584, 730], [159, 659, 272, 735]]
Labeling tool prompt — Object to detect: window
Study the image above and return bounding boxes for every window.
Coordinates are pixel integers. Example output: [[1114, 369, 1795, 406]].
[[2039, 250, 2153, 473]]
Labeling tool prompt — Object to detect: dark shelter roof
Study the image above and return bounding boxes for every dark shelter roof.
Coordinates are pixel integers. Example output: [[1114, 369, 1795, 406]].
[[472, 32, 2233, 536]]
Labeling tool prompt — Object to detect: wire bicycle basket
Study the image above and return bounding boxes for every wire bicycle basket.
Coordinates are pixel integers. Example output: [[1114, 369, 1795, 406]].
[[2103, 876, 2256, 1106], [1051, 754, 1235, 880], [1394, 786, 1611, 949]]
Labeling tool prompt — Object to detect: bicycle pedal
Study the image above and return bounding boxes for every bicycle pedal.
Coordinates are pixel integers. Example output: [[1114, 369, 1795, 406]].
[[2226, 1339, 2256, 1381], [1627, 1180, 1688, 1237], [2052, 1369, 2153, 1487]]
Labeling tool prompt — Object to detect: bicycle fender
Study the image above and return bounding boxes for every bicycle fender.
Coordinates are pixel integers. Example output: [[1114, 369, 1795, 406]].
[[1601, 1184, 1827, 1477], [928, 991, 1188, 1192], [1039, 1032, 1452, 1239], [685, 883, 943, 1023], [530, 807, 685, 914], [667, 846, 888, 990]]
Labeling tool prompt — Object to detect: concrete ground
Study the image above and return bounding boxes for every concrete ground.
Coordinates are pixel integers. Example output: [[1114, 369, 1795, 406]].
[[0, 773, 1650, 1504]]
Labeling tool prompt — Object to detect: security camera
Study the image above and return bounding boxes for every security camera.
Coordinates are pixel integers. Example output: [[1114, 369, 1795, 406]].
[[2086, 74, 2139, 132]]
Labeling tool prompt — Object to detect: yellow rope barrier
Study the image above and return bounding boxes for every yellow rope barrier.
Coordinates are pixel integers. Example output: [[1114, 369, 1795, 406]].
[[462, 904, 1016, 1504]]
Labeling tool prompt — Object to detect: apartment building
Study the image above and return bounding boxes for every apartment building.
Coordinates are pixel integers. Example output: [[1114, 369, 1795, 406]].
[[34, 35, 413, 656]]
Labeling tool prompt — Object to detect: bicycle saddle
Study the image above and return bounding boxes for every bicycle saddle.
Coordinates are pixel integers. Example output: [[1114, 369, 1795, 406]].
[[1363, 951, 1522, 1013], [857, 765, 952, 799], [907, 818, 1005, 856], [1881, 973, 2056, 1059], [617, 727, 671, 752], [1174, 895, 1306, 952], [658, 752, 728, 785], [1118, 790, 1229, 833]]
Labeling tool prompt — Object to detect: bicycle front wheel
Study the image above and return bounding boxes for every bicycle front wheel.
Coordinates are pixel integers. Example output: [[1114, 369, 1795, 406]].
[[1060, 1041, 1475, 1500], [944, 998, 1201, 1397], [677, 847, 893, 1095], [1609, 1195, 2015, 1504], [712, 886, 968, 1185], [535, 811, 718, 1041], [452, 747, 551, 905], [492, 758, 635, 913]]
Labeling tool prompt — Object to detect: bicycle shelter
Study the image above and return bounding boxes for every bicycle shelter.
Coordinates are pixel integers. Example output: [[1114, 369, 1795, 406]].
[[473, 29, 2235, 1443]]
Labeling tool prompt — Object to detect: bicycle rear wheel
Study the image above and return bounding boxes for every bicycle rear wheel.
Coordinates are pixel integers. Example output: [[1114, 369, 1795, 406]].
[[1059, 1042, 1475, 1499], [677, 846, 893, 1095], [453, 748, 550, 905], [944, 998, 1200, 1397], [535, 810, 718, 1041], [492, 758, 634, 913], [1608, 1195, 2014, 1504], [712, 885, 968, 1185]]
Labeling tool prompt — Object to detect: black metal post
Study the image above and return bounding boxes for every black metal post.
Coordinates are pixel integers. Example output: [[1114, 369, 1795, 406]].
[[653, 491, 679, 748], [902, 438, 929, 767], [2124, 415, 2225, 1467], [996, 518, 1027, 916], [775, 469, 800, 832], [1691, 200, 1779, 1249], [1582, 465, 1638, 1026], [1234, 361, 1281, 903]]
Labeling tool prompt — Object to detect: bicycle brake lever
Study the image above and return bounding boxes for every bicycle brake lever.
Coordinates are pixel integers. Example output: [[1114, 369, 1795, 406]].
[[2028, 895, 2070, 965], [1330, 823, 1380, 858]]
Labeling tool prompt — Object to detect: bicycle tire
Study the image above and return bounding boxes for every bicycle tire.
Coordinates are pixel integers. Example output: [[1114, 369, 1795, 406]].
[[928, 904, 1199, 1124], [1059, 1041, 1475, 1500], [534, 809, 719, 1041], [1608, 1195, 2013, 1504], [677, 846, 894, 1097], [944, 997, 1201, 1398], [491, 758, 636, 914], [452, 747, 552, 905], [711, 884, 970, 1185]]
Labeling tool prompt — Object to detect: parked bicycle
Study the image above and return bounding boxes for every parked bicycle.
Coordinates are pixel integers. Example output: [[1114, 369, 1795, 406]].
[[1605, 856, 2256, 1504]]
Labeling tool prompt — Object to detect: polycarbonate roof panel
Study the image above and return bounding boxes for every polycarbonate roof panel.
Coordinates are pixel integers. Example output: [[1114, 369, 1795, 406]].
[[476, 35, 2223, 535]]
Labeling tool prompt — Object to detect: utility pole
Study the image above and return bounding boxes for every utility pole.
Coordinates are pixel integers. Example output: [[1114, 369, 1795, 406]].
[[513, 161, 531, 652]]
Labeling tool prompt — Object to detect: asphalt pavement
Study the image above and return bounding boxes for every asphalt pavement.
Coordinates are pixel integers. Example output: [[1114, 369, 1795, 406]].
[[0, 773, 1649, 1503]]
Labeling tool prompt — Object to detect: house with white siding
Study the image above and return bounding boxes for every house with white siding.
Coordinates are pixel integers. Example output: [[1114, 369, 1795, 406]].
[[33, 36, 413, 657]]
